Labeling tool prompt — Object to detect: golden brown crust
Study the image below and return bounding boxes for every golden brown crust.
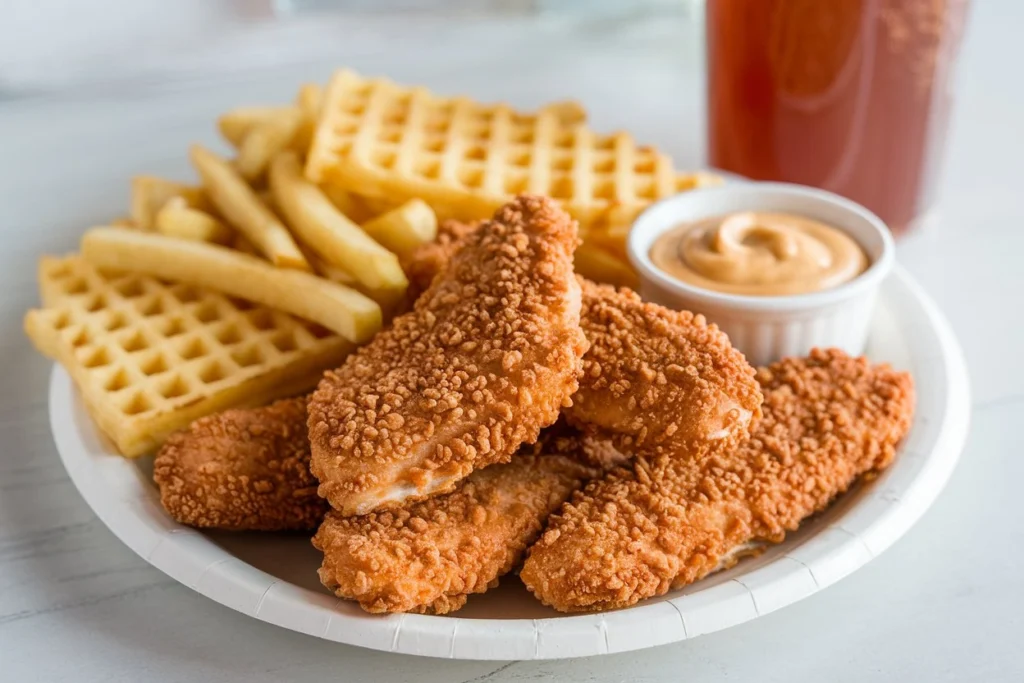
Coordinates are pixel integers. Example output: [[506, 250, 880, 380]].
[[520, 349, 915, 612], [403, 223, 764, 456], [567, 278, 762, 455], [153, 397, 327, 531], [312, 450, 600, 614], [307, 197, 587, 516]]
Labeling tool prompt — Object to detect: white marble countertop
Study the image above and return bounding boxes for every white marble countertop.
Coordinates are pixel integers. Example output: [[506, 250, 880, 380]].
[[2, 3, 1022, 681]]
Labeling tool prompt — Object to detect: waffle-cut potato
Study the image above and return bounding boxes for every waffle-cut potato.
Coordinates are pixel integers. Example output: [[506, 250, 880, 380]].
[[25, 256, 356, 457], [304, 69, 719, 254]]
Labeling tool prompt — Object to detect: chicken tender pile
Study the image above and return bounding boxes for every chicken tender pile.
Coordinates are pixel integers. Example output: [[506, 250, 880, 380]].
[[152, 196, 914, 616], [520, 349, 914, 612]]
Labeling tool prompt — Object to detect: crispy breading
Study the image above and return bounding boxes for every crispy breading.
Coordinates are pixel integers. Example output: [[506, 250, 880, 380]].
[[312, 449, 601, 614], [567, 278, 761, 455], [520, 349, 915, 612], [308, 196, 587, 516], [153, 397, 327, 531], [403, 222, 763, 455]]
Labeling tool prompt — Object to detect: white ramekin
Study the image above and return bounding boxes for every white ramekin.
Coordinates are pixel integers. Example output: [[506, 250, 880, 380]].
[[627, 182, 895, 367]]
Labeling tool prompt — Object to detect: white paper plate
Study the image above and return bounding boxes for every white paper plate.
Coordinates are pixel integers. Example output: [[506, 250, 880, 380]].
[[49, 266, 970, 660]]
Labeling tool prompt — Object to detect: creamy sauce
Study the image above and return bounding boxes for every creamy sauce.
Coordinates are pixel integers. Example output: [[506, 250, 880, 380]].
[[649, 211, 868, 296]]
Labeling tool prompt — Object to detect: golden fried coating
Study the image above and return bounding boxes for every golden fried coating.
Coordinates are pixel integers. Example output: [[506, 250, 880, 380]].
[[567, 278, 762, 455], [308, 197, 587, 516], [520, 349, 915, 612], [312, 449, 600, 614], [153, 397, 327, 531], [403, 223, 763, 456]]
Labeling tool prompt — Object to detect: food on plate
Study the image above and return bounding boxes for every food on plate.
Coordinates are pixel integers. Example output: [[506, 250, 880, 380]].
[[313, 440, 602, 614], [130, 176, 211, 230], [24, 256, 356, 456], [403, 220, 763, 455], [189, 144, 310, 270], [520, 349, 915, 612], [360, 199, 439, 258], [80, 227, 382, 343], [155, 197, 233, 244], [573, 241, 639, 289], [235, 107, 304, 182], [648, 211, 869, 296], [307, 196, 587, 516], [304, 69, 718, 267], [268, 151, 408, 294], [154, 397, 328, 531], [218, 106, 296, 147], [566, 278, 762, 455]]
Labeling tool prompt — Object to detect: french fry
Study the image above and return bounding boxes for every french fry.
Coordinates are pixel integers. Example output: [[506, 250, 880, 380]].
[[320, 183, 364, 220], [81, 227, 381, 343], [218, 106, 293, 147], [574, 242, 639, 290], [293, 83, 323, 157], [130, 176, 210, 230], [155, 197, 233, 244], [189, 145, 310, 271], [269, 152, 407, 293], [360, 199, 438, 257], [235, 107, 303, 182], [110, 217, 136, 228], [307, 251, 408, 318], [232, 233, 262, 257]]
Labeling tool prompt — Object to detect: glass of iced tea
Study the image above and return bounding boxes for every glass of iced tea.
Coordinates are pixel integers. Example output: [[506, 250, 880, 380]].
[[706, 0, 970, 235]]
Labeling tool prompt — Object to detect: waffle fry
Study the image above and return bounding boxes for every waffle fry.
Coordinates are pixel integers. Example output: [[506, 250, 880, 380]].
[[25, 256, 356, 457], [305, 69, 718, 254]]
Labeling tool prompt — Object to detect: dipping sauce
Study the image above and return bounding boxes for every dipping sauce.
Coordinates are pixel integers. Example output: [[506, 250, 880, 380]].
[[649, 211, 867, 296]]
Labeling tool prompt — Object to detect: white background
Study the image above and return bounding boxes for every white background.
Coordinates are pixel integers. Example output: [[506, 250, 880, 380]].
[[1, 1, 1021, 680]]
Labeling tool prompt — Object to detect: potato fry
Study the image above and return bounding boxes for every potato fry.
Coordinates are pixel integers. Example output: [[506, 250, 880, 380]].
[[218, 106, 293, 147], [360, 199, 438, 257], [130, 176, 210, 230], [81, 228, 381, 343], [293, 83, 323, 157], [307, 252, 408, 318], [232, 233, 262, 257], [574, 242, 639, 290], [235, 107, 303, 182], [319, 183, 364, 220], [155, 197, 233, 244], [110, 217, 136, 228], [269, 152, 407, 293], [189, 145, 310, 271]]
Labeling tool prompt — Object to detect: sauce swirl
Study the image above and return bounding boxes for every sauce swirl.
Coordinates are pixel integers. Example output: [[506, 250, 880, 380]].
[[649, 211, 867, 296]]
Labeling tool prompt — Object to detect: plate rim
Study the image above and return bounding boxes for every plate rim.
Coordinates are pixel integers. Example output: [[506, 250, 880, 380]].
[[48, 265, 971, 660]]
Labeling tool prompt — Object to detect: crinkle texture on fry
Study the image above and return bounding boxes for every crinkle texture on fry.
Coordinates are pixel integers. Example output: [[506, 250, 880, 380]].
[[312, 449, 601, 614], [308, 196, 587, 516], [520, 349, 915, 612], [153, 397, 327, 531]]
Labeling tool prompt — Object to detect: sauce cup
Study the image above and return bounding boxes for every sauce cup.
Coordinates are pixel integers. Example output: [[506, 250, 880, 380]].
[[627, 182, 895, 366]]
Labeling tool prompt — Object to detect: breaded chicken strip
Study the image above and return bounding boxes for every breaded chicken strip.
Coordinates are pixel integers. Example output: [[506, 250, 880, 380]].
[[568, 279, 761, 454], [308, 197, 587, 516], [153, 397, 327, 531], [520, 349, 915, 612], [312, 445, 601, 614], [403, 221, 763, 456]]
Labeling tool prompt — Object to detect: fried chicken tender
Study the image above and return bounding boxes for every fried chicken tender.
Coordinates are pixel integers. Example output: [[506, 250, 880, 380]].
[[153, 397, 327, 531], [520, 349, 915, 612], [312, 446, 601, 614], [308, 197, 587, 516], [403, 221, 763, 455], [568, 278, 761, 454]]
